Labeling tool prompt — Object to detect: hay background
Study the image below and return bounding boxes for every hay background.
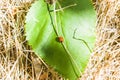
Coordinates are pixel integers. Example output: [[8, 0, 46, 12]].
[[0, 0, 120, 80], [81, 0, 120, 80], [0, 0, 62, 80]]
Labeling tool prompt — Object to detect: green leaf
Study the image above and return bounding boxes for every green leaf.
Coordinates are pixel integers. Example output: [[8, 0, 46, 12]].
[[25, 0, 96, 80]]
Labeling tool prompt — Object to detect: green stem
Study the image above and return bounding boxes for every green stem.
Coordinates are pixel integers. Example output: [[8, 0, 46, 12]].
[[73, 29, 92, 53], [46, 3, 59, 36], [46, 2, 81, 78]]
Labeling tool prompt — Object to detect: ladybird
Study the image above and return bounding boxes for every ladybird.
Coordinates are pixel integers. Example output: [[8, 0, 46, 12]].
[[56, 36, 64, 43]]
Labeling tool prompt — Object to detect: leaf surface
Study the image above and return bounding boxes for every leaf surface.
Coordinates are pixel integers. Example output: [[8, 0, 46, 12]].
[[25, 0, 96, 79]]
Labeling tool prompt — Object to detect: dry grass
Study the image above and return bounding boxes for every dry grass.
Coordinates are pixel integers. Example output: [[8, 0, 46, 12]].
[[0, 0, 62, 80], [1, 0, 119, 80], [81, 0, 120, 80]]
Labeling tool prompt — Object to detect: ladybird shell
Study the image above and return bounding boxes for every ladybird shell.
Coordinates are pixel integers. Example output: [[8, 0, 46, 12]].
[[58, 36, 64, 42]]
